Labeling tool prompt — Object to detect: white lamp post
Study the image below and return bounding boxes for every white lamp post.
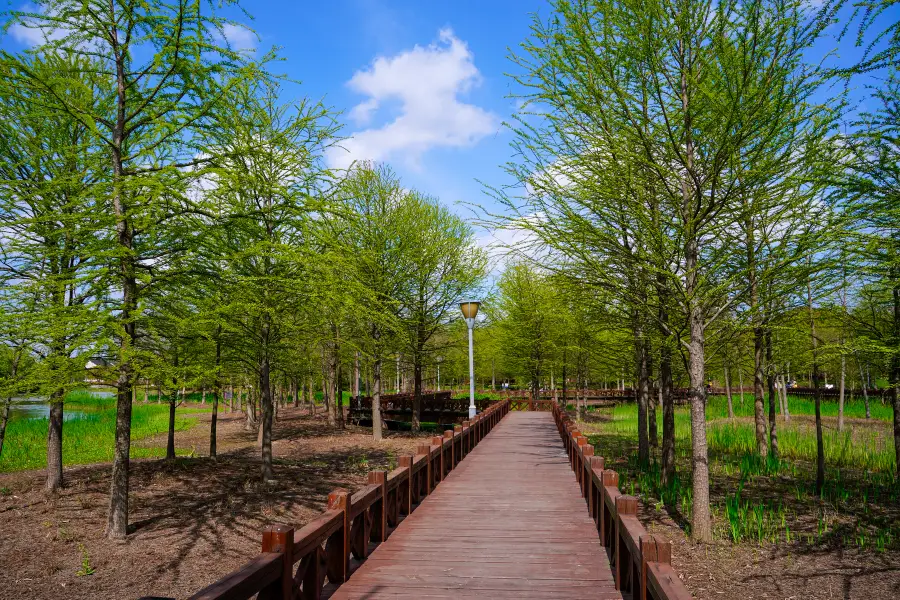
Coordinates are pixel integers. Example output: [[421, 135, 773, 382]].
[[460, 301, 480, 418]]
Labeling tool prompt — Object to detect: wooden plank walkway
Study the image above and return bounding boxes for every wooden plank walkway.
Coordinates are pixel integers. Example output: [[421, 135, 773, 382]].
[[329, 411, 622, 599]]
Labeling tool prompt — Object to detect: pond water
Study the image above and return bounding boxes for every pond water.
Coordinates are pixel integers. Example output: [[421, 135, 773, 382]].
[[5, 391, 115, 421]]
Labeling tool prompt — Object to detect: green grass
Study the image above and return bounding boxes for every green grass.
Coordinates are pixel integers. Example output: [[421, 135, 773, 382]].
[[582, 394, 899, 549], [1, 390, 206, 472], [708, 392, 894, 421]]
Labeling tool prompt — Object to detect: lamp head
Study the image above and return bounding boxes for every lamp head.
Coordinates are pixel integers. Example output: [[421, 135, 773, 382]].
[[459, 301, 480, 320]]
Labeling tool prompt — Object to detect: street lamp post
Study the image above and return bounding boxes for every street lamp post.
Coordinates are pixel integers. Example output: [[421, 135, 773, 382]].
[[460, 301, 480, 419]]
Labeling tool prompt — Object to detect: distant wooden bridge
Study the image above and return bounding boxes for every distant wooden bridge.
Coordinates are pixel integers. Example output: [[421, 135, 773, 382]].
[[146, 399, 690, 600]]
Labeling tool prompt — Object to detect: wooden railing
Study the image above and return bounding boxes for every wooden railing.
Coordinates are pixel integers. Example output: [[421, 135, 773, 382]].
[[347, 391, 494, 424], [551, 402, 692, 600], [143, 400, 511, 600]]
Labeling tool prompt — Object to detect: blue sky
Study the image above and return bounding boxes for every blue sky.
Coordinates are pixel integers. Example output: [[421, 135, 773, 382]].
[[3, 0, 897, 252], [232, 0, 550, 229]]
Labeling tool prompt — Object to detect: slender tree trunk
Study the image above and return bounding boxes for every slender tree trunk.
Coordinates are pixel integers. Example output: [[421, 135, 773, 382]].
[[657, 283, 676, 492], [780, 374, 790, 421], [0, 396, 11, 459], [260, 355, 275, 481], [167, 356, 178, 460], [46, 391, 64, 493], [858, 355, 871, 419], [335, 358, 344, 429], [838, 354, 846, 432], [686, 290, 711, 542], [892, 274, 900, 480], [372, 324, 383, 441], [753, 322, 768, 457], [684, 193, 711, 544], [724, 360, 734, 418], [211, 333, 221, 459], [167, 393, 177, 460], [808, 276, 825, 495], [562, 348, 567, 408], [738, 367, 744, 407], [245, 386, 255, 431], [413, 353, 423, 432], [765, 326, 778, 459], [635, 324, 650, 465]]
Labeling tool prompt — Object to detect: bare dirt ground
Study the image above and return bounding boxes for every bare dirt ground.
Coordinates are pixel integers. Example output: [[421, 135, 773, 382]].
[[578, 412, 900, 600], [0, 406, 430, 600]]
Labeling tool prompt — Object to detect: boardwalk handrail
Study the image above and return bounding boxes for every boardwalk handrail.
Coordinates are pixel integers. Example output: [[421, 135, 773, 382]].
[[551, 402, 692, 600], [142, 400, 510, 600]]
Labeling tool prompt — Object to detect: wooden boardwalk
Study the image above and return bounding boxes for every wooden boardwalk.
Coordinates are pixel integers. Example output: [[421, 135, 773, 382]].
[[329, 411, 622, 599]]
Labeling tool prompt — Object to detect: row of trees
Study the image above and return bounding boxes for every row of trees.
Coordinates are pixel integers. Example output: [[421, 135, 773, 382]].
[[0, 1, 485, 539], [488, 0, 899, 543]]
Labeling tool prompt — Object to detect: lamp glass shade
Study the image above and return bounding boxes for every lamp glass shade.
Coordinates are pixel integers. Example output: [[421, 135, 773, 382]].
[[459, 301, 480, 320]]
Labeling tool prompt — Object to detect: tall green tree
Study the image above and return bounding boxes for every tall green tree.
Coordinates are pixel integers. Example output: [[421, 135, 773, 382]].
[[0, 54, 110, 493], [398, 192, 486, 431], [5, 0, 259, 537]]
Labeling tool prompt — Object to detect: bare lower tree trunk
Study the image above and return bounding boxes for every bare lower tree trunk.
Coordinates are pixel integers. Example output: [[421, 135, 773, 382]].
[[658, 287, 676, 492], [724, 361, 734, 418], [635, 326, 650, 466], [211, 332, 221, 458], [780, 374, 790, 421], [260, 355, 275, 481], [858, 355, 871, 419], [46, 392, 64, 493], [838, 353, 846, 432], [808, 275, 825, 496], [753, 323, 768, 457], [687, 300, 711, 542], [167, 392, 177, 460], [412, 354, 423, 432], [0, 396, 11, 459], [892, 277, 900, 480], [372, 350, 382, 442], [245, 386, 256, 431], [765, 327, 778, 459], [738, 367, 744, 407]]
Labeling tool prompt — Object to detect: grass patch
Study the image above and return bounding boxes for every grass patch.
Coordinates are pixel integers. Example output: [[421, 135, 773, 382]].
[[1, 390, 206, 472], [581, 395, 900, 550]]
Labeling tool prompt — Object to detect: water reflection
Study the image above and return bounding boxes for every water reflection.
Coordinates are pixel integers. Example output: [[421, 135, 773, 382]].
[[6, 390, 115, 421]]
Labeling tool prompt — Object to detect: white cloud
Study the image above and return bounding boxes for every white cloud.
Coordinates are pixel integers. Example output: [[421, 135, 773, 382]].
[[9, 3, 67, 46], [216, 23, 256, 52], [328, 28, 498, 170]]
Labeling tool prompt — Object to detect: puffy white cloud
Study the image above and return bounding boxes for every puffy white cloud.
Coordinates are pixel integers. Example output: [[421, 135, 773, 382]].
[[328, 28, 498, 170], [215, 23, 256, 52], [9, 3, 68, 46]]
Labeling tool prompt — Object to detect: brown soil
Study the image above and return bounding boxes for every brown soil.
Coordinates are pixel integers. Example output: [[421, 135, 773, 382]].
[[579, 413, 900, 600], [0, 407, 431, 600]]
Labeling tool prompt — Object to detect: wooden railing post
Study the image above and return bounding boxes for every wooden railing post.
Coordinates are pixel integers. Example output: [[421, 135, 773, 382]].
[[454, 424, 463, 461], [581, 444, 594, 500], [417, 444, 432, 495], [600, 470, 619, 547], [260, 524, 294, 600], [432, 436, 444, 483], [614, 495, 638, 591], [589, 456, 605, 523], [399, 455, 415, 512], [326, 489, 350, 584], [444, 430, 455, 470], [369, 471, 387, 543], [640, 535, 672, 600]]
